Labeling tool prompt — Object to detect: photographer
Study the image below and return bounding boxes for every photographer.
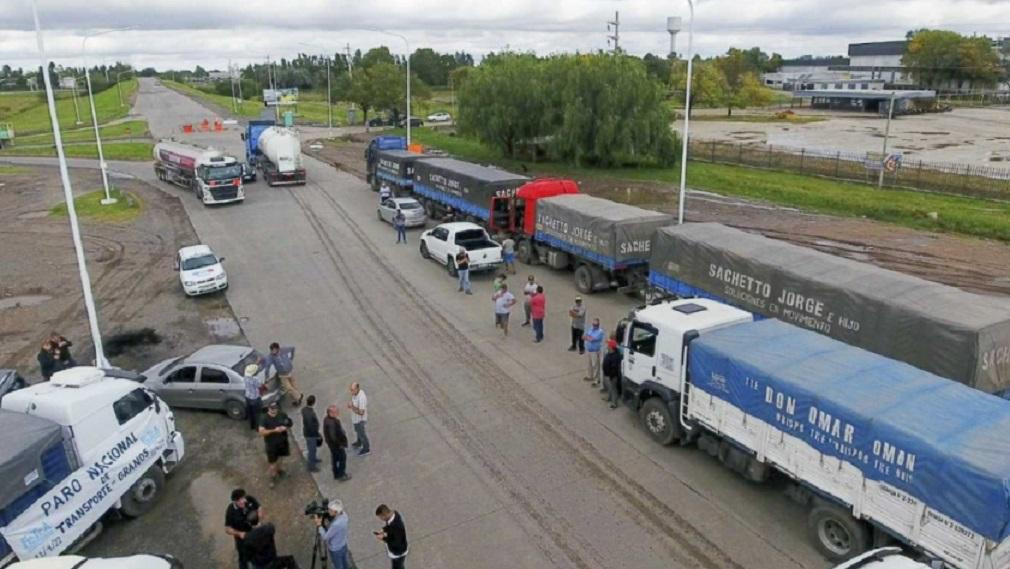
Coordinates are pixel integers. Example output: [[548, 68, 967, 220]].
[[314, 499, 350, 569]]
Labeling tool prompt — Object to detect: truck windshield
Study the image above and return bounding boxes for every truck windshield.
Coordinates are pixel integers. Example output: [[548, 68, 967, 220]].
[[207, 164, 242, 180], [181, 254, 218, 270]]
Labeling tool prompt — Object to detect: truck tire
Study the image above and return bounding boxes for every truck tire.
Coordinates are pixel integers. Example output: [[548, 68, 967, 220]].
[[589, 266, 609, 291], [424, 201, 437, 219], [639, 398, 678, 446], [120, 466, 166, 518], [225, 399, 246, 420], [574, 265, 594, 295], [446, 256, 458, 277], [420, 241, 431, 259], [807, 503, 870, 562], [517, 239, 535, 265]]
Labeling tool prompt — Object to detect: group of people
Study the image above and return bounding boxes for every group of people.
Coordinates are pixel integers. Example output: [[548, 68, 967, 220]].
[[225, 489, 408, 569], [36, 332, 76, 381]]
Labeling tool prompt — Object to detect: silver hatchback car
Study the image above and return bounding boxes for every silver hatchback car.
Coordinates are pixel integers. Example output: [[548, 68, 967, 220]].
[[377, 197, 427, 227], [141, 345, 281, 420]]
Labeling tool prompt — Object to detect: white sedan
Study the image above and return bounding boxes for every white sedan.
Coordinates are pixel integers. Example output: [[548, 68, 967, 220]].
[[377, 197, 427, 227], [426, 111, 451, 122], [175, 244, 228, 296]]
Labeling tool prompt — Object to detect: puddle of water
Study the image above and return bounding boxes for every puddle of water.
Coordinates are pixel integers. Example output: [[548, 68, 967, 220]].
[[189, 471, 238, 568], [206, 317, 242, 339], [0, 295, 52, 310], [105, 328, 161, 357]]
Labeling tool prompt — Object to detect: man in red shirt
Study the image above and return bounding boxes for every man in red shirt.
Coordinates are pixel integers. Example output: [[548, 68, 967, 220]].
[[531, 285, 546, 343]]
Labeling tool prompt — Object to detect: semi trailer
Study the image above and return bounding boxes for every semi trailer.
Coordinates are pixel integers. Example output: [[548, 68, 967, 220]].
[[242, 120, 306, 186], [411, 157, 529, 221], [618, 298, 1010, 569], [153, 141, 244, 205], [364, 135, 408, 190]]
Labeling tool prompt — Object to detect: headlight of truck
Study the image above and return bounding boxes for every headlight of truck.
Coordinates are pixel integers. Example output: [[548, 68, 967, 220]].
[[216, 273, 226, 280], [184, 280, 196, 286]]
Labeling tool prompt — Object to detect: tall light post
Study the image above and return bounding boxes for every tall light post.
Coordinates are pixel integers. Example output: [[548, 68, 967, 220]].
[[371, 30, 411, 146], [83, 28, 131, 206], [32, 0, 109, 368], [116, 70, 132, 107], [877, 91, 897, 190], [300, 43, 333, 134], [676, 0, 695, 225]]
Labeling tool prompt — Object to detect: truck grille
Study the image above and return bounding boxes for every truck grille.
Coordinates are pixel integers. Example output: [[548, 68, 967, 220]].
[[211, 186, 239, 200]]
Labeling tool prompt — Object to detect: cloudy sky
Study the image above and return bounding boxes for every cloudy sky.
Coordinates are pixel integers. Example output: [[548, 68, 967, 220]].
[[1, 0, 1008, 71]]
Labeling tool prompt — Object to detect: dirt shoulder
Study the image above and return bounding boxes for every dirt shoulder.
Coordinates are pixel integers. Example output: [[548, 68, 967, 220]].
[[0, 166, 320, 568], [305, 134, 1010, 297]]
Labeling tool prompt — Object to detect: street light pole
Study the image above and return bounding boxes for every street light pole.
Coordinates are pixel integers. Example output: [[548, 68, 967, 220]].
[[877, 91, 896, 190], [83, 29, 130, 206], [32, 0, 109, 368], [115, 70, 131, 107], [68, 76, 82, 125], [676, 0, 695, 225]]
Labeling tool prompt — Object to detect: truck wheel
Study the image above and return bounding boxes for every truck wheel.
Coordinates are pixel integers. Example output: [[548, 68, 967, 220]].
[[574, 265, 594, 295], [420, 241, 430, 259], [120, 466, 166, 518], [589, 266, 609, 291], [807, 503, 870, 562], [639, 398, 678, 446], [225, 399, 246, 420], [446, 256, 458, 277], [424, 201, 437, 219], [517, 240, 535, 265]]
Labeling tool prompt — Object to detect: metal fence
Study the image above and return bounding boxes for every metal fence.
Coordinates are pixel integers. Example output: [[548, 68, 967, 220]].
[[689, 139, 1010, 200]]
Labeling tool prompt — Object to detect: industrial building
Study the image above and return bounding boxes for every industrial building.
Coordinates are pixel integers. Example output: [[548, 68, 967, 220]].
[[792, 89, 937, 115]]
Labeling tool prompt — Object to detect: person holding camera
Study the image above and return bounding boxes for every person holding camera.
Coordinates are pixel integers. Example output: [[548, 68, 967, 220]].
[[374, 504, 408, 569], [259, 402, 294, 488], [315, 499, 350, 569], [225, 488, 260, 569]]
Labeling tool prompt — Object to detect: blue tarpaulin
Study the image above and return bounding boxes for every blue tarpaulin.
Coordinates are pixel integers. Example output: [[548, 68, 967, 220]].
[[689, 318, 1010, 542]]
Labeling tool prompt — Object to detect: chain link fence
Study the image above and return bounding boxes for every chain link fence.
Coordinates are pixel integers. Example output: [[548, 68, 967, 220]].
[[689, 139, 1010, 200]]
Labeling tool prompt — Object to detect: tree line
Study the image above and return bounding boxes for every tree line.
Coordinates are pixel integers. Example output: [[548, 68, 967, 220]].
[[0, 62, 133, 94], [903, 29, 1008, 90]]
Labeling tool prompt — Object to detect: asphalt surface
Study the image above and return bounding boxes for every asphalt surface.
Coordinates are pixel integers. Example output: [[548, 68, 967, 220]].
[[10, 78, 832, 569]]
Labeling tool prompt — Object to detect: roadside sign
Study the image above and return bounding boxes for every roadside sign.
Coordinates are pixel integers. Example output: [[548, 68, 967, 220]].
[[263, 88, 299, 107]]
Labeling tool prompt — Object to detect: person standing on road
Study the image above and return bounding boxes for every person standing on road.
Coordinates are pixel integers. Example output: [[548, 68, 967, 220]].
[[37, 341, 59, 381], [317, 499, 351, 569], [583, 318, 605, 386], [374, 504, 409, 569], [348, 382, 371, 456], [258, 403, 293, 488], [530, 285, 546, 343], [501, 237, 516, 275], [493, 283, 517, 336], [393, 210, 407, 244], [521, 275, 538, 327], [455, 250, 472, 295], [301, 395, 321, 473], [260, 343, 302, 407], [602, 338, 623, 408], [568, 297, 587, 354], [323, 405, 352, 481], [379, 182, 392, 202], [243, 364, 264, 432], [224, 488, 260, 569]]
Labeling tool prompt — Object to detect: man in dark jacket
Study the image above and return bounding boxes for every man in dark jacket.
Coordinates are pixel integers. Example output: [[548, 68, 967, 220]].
[[259, 403, 294, 489], [49, 333, 76, 368], [375, 504, 408, 569], [301, 395, 321, 473], [323, 405, 351, 481], [37, 341, 59, 381], [602, 338, 623, 409], [224, 488, 260, 569]]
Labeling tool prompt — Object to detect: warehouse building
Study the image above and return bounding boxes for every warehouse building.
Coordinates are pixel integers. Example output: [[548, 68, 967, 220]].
[[792, 89, 936, 115]]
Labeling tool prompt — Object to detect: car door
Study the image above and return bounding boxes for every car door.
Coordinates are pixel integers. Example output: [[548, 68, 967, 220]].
[[622, 320, 660, 387], [160, 365, 198, 407], [195, 365, 233, 410], [427, 227, 449, 260], [378, 199, 395, 223]]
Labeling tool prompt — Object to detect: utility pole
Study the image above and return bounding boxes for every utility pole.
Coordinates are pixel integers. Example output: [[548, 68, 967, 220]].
[[228, 58, 237, 113], [607, 11, 620, 54], [345, 43, 355, 125], [877, 91, 896, 190], [267, 55, 278, 122], [68, 76, 82, 124]]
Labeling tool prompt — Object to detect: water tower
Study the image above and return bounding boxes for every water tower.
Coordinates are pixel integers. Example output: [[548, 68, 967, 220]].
[[667, 17, 682, 56]]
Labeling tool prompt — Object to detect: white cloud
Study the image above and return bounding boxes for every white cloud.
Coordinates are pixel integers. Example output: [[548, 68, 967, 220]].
[[0, 0, 1007, 70]]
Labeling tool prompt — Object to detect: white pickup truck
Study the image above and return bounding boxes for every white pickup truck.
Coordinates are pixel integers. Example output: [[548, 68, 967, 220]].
[[419, 222, 503, 276]]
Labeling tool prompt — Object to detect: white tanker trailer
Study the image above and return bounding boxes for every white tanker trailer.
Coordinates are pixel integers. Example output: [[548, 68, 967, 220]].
[[153, 140, 245, 205], [242, 121, 306, 186]]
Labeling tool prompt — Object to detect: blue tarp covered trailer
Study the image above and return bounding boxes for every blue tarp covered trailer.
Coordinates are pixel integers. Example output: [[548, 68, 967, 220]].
[[689, 318, 1010, 543]]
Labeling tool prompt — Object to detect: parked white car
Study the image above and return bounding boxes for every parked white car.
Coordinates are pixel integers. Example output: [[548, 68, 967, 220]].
[[9, 554, 182, 569], [176, 244, 228, 296], [377, 197, 427, 227], [831, 548, 933, 569], [426, 111, 451, 122], [419, 222, 503, 275]]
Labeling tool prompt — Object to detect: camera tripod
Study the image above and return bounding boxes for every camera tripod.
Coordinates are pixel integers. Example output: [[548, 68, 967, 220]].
[[310, 526, 328, 569]]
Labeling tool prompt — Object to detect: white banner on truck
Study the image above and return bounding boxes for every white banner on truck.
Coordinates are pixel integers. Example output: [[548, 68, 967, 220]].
[[0, 415, 166, 560]]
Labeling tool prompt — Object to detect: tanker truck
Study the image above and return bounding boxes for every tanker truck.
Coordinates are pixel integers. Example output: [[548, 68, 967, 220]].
[[242, 120, 306, 186], [153, 140, 245, 205]]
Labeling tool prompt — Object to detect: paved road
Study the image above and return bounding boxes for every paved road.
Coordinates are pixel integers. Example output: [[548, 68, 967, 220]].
[[20, 78, 832, 569]]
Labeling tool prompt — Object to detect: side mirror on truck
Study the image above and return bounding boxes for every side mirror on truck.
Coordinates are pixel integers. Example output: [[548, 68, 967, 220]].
[[240, 133, 247, 141]]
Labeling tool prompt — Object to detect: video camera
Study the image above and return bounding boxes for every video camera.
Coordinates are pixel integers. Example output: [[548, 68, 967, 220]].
[[304, 499, 332, 521]]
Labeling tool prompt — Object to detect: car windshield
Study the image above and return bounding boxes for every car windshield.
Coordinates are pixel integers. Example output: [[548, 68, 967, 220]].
[[181, 254, 218, 270], [399, 202, 422, 210], [207, 164, 242, 180], [159, 356, 185, 375], [232, 349, 262, 374]]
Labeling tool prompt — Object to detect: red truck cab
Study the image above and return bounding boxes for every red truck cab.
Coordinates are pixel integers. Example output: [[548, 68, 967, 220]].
[[488, 178, 579, 235]]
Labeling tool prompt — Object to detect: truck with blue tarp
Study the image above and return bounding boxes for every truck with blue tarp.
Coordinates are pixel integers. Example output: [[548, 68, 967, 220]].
[[370, 150, 429, 195], [364, 135, 408, 190], [646, 222, 1010, 395], [618, 297, 1010, 568], [525, 194, 673, 294], [411, 157, 528, 222]]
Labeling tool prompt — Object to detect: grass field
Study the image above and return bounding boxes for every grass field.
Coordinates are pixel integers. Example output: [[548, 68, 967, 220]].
[[49, 188, 142, 223], [0, 165, 30, 175], [0, 91, 43, 118], [393, 128, 1010, 242], [15, 120, 150, 145], [4, 80, 139, 135], [0, 141, 154, 161]]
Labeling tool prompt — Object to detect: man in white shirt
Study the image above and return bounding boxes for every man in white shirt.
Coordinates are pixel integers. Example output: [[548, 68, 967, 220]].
[[348, 382, 370, 456], [379, 182, 392, 203], [493, 283, 517, 337], [521, 275, 538, 327]]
